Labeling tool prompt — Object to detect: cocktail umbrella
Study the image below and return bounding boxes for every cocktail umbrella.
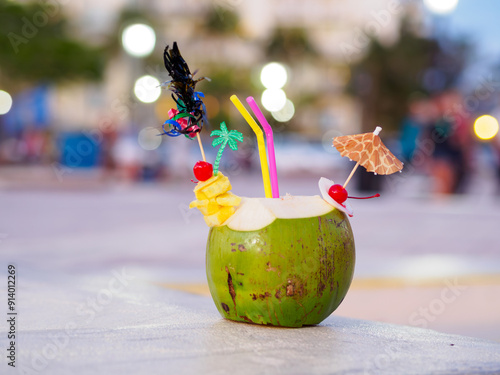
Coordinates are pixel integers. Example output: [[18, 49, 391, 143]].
[[333, 127, 403, 188]]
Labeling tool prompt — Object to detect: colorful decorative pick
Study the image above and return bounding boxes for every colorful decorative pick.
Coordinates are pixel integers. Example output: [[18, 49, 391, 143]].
[[246, 96, 279, 198], [319, 126, 403, 215], [160, 42, 208, 161], [333, 127, 404, 189], [210, 122, 244, 176], [230, 95, 272, 198]]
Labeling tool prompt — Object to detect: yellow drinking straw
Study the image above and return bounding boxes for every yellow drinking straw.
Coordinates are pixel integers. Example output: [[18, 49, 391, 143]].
[[230, 95, 272, 198]]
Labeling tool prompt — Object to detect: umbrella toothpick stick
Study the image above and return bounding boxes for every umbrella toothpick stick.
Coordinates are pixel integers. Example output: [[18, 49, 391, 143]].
[[343, 161, 360, 189], [196, 133, 206, 162], [341, 127, 383, 189]]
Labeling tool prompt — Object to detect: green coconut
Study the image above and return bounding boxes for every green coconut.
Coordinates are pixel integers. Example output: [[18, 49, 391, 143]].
[[206, 195, 355, 327]]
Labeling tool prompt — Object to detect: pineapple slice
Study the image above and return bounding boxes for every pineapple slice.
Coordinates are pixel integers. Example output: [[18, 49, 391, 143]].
[[216, 192, 241, 207], [204, 206, 235, 227], [202, 175, 231, 199], [189, 198, 221, 216], [194, 190, 208, 201], [193, 172, 223, 193], [190, 172, 239, 226], [189, 199, 208, 209]]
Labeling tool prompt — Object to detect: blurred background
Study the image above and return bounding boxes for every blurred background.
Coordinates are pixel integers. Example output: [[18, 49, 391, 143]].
[[1, 0, 499, 192], [1, 0, 500, 342]]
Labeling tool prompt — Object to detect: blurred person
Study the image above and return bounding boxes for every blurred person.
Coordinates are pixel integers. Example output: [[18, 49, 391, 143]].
[[428, 90, 472, 195], [167, 137, 191, 180], [400, 97, 433, 163], [0, 135, 27, 164], [494, 136, 500, 195], [99, 127, 118, 181], [140, 149, 164, 182], [112, 131, 141, 182], [23, 127, 45, 163], [488, 105, 500, 195], [39, 129, 57, 165]]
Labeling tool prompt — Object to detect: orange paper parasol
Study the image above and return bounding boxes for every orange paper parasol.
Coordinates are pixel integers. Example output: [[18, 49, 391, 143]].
[[333, 127, 403, 188]]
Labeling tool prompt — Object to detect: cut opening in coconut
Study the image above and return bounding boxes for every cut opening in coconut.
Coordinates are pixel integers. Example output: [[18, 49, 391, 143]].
[[224, 195, 335, 231]]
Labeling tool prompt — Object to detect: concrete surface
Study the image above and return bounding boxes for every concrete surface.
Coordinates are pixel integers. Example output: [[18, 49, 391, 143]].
[[1, 168, 500, 374], [5, 271, 500, 375]]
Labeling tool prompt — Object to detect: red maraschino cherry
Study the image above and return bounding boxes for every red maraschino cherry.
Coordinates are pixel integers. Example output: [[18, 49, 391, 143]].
[[193, 161, 213, 181], [328, 184, 348, 204]]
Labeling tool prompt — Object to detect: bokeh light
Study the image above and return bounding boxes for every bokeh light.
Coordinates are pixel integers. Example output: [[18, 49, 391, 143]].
[[474, 115, 499, 141], [260, 62, 288, 89], [271, 99, 295, 122], [122, 23, 156, 57], [138, 127, 162, 150], [261, 89, 287, 112], [134, 75, 161, 103], [423, 0, 459, 15], [0, 90, 13, 115]]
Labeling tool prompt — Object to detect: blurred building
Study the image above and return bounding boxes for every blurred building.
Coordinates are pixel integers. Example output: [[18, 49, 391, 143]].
[[0, 0, 424, 175], [40, 0, 423, 135]]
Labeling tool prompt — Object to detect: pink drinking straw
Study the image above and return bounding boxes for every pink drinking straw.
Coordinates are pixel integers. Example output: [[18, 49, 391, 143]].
[[246, 96, 279, 198]]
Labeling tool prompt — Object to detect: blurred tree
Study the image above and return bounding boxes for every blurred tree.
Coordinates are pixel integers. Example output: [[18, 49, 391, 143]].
[[203, 7, 240, 35], [347, 18, 469, 133], [191, 9, 251, 133], [0, 0, 104, 92], [263, 27, 330, 135], [200, 67, 256, 135], [265, 27, 318, 63]]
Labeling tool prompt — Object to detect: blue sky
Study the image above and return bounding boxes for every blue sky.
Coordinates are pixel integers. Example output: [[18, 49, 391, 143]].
[[446, 0, 500, 59], [430, 0, 500, 86]]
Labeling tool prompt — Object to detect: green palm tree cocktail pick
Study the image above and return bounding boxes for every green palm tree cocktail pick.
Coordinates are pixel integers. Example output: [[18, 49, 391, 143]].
[[210, 122, 243, 175]]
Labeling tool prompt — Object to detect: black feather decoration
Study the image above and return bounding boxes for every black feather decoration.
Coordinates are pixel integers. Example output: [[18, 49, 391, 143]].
[[162, 42, 208, 137]]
